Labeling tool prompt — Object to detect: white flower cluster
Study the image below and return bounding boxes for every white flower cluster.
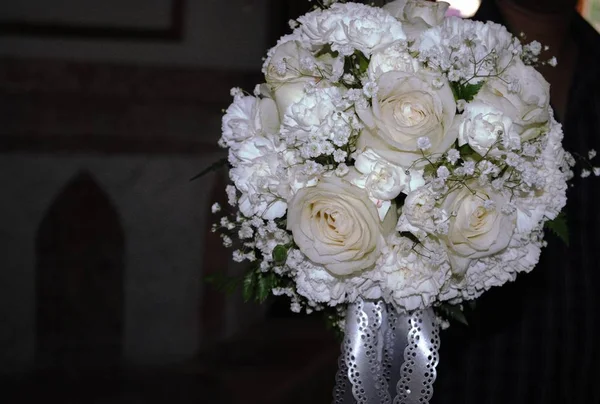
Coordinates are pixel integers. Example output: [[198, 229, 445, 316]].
[[213, 0, 571, 315]]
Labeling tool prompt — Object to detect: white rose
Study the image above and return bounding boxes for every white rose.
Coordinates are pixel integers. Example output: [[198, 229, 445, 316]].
[[287, 175, 397, 276], [458, 101, 520, 156], [441, 183, 516, 274], [221, 95, 280, 155], [265, 40, 343, 118], [357, 70, 457, 167], [384, 0, 449, 40], [475, 58, 550, 141]]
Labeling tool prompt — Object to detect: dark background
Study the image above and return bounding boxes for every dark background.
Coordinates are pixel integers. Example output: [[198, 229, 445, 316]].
[[0, 1, 339, 403], [1, 1, 597, 403]]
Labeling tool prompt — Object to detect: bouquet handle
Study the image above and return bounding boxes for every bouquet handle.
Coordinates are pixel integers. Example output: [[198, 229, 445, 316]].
[[333, 299, 441, 404]]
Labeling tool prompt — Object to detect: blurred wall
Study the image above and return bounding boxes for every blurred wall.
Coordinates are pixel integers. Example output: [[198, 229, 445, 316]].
[[0, 0, 269, 69], [0, 0, 270, 375]]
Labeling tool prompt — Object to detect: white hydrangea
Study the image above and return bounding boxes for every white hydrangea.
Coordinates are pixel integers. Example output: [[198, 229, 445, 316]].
[[419, 18, 521, 82], [510, 119, 568, 234], [229, 150, 288, 220], [221, 95, 280, 164], [297, 2, 406, 56], [378, 235, 451, 311], [368, 40, 418, 81], [440, 230, 543, 302], [293, 254, 385, 306], [281, 86, 355, 155]]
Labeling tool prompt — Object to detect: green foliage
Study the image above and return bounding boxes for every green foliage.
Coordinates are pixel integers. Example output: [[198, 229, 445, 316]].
[[458, 143, 483, 162], [450, 81, 485, 102], [355, 51, 370, 73], [314, 44, 338, 59], [190, 158, 228, 181], [437, 303, 469, 326], [242, 271, 256, 302], [343, 50, 370, 87], [423, 164, 437, 178], [322, 305, 346, 342], [242, 269, 279, 303], [257, 273, 276, 303], [544, 212, 569, 246], [272, 244, 289, 265]]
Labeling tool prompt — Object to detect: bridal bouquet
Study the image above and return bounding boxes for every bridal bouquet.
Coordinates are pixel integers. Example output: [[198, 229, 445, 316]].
[[211, 0, 573, 325]]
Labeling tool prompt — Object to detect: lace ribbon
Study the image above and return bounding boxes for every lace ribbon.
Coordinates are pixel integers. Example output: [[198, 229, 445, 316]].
[[333, 299, 441, 404]]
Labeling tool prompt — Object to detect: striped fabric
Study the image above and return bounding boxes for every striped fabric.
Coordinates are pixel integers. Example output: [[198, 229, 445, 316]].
[[432, 4, 600, 404]]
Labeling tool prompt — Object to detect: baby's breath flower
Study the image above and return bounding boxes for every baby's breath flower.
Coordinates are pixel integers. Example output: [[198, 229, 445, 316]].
[[483, 199, 496, 211], [335, 163, 349, 176], [363, 81, 379, 98], [417, 137, 432, 151], [492, 178, 505, 190], [226, 185, 237, 206], [211, 203, 221, 214], [342, 73, 357, 84], [437, 166, 450, 180], [239, 224, 253, 239], [333, 149, 348, 163], [446, 149, 460, 165], [245, 251, 257, 262], [222, 235, 233, 248], [462, 160, 476, 175], [232, 250, 245, 262], [501, 203, 517, 215], [230, 87, 243, 98], [435, 222, 449, 235]]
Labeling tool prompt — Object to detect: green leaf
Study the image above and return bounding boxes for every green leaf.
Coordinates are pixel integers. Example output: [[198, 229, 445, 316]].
[[451, 81, 485, 102], [458, 143, 482, 162], [242, 271, 256, 302], [256, 274, 275, 303], [314, 44, 338, 59], [438, 303, 469, 326], [423, 164, 437, 178], [344, 51, 370, 79], [272, 244, 289, 265], [356, 51, 370, 73], [545, 212, 569, 246], [190, 158, 228, 181], [458, 143, 474, 156]]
